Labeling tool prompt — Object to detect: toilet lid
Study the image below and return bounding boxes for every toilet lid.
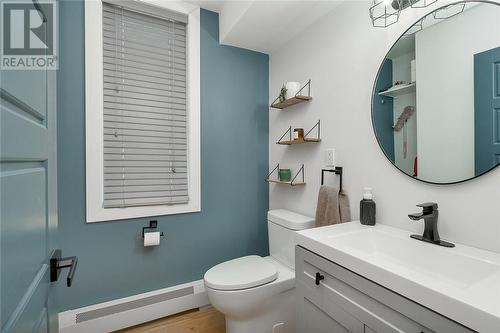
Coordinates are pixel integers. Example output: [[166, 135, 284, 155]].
[[204, 255, 278, 291]]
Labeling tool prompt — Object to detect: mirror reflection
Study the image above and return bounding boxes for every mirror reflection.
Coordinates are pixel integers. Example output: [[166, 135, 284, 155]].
[[372, 1, 500, 184]]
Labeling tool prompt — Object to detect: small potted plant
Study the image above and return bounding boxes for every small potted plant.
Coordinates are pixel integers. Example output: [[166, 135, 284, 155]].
[[279, 85, 287, 103]]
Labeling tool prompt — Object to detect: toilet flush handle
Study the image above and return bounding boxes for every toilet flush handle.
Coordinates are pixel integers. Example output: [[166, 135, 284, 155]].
[[315, 272, 325, 285]]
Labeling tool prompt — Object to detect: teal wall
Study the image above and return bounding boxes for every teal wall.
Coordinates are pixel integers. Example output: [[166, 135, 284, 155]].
[[56, 2, 269, 311], [373, 59, 394, 163]]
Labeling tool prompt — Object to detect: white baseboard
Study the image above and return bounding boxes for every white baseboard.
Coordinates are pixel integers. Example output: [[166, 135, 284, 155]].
[[59, 280, 209, 333]]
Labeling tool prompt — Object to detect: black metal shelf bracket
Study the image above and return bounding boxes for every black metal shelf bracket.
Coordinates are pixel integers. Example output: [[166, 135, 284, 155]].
[[295, 79, 311, 97], [277, 127, 293, 143], [304, 120, 321, 140], [321, 167, 343, 192], [291, 164, 305, 185]]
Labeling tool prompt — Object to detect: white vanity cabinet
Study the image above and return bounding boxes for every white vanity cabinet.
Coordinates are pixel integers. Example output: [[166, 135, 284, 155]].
[[295, 246, 475, 333]]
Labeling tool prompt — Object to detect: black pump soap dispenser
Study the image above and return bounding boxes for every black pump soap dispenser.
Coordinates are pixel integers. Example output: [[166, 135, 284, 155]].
[[360, 187, 376, 226]]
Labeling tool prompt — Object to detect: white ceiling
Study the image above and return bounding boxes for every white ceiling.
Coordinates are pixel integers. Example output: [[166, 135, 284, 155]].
[[187, 0, 343, 54]]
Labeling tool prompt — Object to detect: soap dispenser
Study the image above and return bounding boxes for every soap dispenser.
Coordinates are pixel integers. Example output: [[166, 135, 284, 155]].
[[360, 187, 376, 226]]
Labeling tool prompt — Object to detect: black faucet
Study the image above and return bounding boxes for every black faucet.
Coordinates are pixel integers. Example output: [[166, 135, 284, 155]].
[[408, 203, 454, 248]]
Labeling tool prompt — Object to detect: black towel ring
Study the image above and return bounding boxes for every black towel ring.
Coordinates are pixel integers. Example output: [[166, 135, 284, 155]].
[[321, 167, 343, 192]]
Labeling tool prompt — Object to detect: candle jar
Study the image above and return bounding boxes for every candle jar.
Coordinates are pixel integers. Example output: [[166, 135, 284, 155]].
[[293, 128, 304, 141], [278, 169, 292, 182]]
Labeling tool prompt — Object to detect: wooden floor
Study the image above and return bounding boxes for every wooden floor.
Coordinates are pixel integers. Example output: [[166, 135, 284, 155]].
[[114, 307, 225, 333]]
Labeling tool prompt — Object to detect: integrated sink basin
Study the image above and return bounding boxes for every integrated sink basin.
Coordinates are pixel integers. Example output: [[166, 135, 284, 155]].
[[295, 222, 500, 333], [327, 227, 499, 288]]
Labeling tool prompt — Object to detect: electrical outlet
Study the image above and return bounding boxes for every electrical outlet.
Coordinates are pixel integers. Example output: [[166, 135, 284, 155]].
[[325, 148, 336, 167]]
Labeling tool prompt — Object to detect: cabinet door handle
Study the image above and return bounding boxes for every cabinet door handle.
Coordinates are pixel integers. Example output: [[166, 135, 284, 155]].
[[315, 272, 325, 285]]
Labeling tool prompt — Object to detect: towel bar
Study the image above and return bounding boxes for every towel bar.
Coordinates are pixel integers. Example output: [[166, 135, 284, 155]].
[[321, 167, 343, 192]]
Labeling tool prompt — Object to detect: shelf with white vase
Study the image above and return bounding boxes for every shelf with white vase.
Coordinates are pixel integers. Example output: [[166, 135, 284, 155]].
[[271, 80, 312, 109]]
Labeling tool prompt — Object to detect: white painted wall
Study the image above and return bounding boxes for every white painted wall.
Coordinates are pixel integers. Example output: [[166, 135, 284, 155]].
[[415, 4, 500, 183], [391, 51, 417, 175], [269, 0, 500, 253]]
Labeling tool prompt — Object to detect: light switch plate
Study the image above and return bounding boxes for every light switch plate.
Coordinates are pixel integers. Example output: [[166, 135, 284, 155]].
[[325, 148, 335, 167]]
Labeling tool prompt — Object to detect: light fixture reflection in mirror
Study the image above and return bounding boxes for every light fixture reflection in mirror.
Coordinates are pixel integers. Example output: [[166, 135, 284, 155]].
[[410, 0, 438, 8], [371, 1, 500, 185], [369, 0, 402, 27], [402, 18, 424, 38], [433, 2, 467, 19]]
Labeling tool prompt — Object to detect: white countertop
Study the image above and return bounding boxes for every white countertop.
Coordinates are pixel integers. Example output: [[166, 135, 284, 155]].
[[295, 222, 500, 333]]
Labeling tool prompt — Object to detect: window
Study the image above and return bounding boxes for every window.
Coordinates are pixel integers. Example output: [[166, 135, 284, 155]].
[[85, 0, 200, 222]]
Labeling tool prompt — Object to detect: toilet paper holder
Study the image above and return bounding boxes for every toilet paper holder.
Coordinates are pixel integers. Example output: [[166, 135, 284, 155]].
[[142, 220, 164, 238]]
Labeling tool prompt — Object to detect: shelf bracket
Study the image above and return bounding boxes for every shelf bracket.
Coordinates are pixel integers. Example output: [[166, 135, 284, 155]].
[[277, 126, 292, 143], [295, 79, 311, 97], [265, 163, 280, 182], [291, 164, 305, 186], [304, 120, 321, 141]]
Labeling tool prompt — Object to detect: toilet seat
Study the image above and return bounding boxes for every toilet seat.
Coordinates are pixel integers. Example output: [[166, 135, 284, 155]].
[[204, 255, 278, 291]]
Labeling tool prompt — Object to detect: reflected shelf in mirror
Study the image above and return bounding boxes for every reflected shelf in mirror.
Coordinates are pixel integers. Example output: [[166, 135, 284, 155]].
[[379, 82, 416, 98]]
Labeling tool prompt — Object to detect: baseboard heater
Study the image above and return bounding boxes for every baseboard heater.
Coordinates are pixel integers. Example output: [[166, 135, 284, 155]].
[[59, 280, 209, 333]]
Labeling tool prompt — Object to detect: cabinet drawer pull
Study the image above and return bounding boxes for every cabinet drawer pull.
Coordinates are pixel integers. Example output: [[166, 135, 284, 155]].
[[315, 272, 325, 285]]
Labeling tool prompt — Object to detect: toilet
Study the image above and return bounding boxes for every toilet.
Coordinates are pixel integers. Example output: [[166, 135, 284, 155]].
[[204, 209, 314, 333]]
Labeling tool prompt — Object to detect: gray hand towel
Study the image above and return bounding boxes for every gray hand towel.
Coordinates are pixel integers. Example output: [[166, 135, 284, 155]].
[[315, 185, 351, 227]]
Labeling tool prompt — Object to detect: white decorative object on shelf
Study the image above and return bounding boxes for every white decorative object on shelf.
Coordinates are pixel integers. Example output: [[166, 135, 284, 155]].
[[285, 82, 301, 99]]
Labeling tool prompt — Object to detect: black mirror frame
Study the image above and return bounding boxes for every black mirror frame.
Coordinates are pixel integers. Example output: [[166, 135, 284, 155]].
[[370, 0, 500, 186]]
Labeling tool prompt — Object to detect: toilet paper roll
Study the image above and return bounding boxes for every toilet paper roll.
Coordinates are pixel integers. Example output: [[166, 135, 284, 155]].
[[144, 231, 161, 247]]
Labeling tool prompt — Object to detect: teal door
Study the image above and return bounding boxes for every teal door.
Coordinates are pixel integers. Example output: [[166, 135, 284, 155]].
[[474, 46, 500, 175], [0, 2, 60, 332]]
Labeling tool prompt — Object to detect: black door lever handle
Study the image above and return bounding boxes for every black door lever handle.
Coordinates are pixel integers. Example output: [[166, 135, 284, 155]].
[[50, 249, 78, 287], [315, 272, 325, 285]]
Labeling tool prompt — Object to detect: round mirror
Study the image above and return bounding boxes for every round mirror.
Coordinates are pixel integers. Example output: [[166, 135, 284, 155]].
[[372, 1, 500, 184]]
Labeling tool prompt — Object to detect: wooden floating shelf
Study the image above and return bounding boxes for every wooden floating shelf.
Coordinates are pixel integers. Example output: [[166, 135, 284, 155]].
[[266, 164, 305, 186], [270, 80, 312, 110], [277, 138, 321, 145], [266, 179, 306, 186], [378, 82, 416, 98], [276, 120, 321, 145], [271, 96, 312, 109]]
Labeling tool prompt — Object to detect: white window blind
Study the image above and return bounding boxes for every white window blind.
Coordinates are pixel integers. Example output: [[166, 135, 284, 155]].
[[102, 2, 189, 208]]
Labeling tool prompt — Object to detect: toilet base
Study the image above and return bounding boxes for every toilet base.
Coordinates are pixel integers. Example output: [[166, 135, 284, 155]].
[[224, 289, 295, 333]]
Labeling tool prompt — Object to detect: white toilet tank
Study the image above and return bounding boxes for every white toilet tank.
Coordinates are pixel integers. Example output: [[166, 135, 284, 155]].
[[267, 209, 314, 269]]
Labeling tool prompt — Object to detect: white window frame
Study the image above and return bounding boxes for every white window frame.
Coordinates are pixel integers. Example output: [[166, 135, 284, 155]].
[[85, 0, 200, 223]]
